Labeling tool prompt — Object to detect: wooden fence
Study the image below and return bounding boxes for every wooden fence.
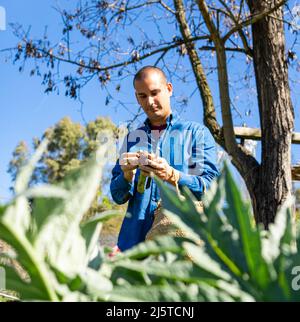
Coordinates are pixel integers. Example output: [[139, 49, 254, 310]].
[[233, 127, 300, 181]]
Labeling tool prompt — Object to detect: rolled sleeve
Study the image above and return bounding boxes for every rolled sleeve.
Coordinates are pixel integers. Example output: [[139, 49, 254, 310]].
[[178, 172, 205, 199], [177, 126, 219, 199], [110, 162, 135, 205]]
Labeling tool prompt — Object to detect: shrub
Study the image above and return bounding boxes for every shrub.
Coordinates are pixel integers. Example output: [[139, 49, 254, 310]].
[[0, 141, 299, 301]]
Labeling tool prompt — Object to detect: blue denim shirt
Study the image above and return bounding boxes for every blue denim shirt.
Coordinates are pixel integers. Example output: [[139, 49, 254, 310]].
[[110, 112, 219, 251]]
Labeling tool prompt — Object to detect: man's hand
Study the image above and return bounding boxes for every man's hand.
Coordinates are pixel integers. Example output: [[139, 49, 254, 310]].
[[139, 153, 174, 182], [120, 152, 139, 182], [120, 151, 178, 185]]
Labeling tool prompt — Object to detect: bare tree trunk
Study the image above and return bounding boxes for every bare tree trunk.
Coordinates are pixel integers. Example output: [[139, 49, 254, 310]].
[[246, 0, 294, 228], [175, 0, 293, 228]]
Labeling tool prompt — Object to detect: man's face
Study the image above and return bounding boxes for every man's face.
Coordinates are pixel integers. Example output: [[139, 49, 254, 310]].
[[134, 71, 173, 125]]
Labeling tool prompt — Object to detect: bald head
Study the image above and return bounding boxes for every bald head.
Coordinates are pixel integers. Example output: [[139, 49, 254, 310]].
[[133, 65, 173, 126], [133, 66, 167, 88]]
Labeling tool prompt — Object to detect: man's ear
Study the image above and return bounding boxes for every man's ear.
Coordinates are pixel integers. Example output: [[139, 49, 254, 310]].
[[167, 82, 173, 96]]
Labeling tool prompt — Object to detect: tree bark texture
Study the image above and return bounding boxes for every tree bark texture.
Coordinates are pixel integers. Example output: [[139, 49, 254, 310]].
[[243, 0, 294, 227]]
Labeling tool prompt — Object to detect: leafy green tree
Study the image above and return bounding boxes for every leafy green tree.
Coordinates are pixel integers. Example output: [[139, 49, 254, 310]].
[[8, 116, 124, 219], [8, 141, 29, 188]]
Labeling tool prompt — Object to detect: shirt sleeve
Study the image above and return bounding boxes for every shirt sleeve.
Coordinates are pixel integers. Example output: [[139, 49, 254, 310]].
[[177, 126, 219, 199], [110, 160, 135, 204]]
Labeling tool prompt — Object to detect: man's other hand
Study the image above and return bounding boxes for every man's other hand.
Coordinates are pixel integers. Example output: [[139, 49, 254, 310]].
[[120, 152, 139, 182]]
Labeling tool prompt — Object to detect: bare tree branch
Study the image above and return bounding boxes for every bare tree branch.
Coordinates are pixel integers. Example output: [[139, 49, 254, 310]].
[[198, 45, 251, 55], [196, 0, 238, 156], [217, 0, 252, 56], [3, 35, 211, 74], [158, 0, 176, 14], [173, 0, 222, 144], [223, 0, 288, 43], [194, 0, 260, 185]]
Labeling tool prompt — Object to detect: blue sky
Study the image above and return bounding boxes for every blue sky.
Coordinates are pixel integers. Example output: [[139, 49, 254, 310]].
[[0, 0, 299, 202]]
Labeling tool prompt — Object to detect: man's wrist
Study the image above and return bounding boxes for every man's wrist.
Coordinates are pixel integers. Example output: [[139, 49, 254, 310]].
[[165, 167, 180, 186]]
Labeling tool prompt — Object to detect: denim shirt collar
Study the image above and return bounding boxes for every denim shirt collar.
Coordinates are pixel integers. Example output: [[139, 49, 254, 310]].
[[143, 110, 179, 132]]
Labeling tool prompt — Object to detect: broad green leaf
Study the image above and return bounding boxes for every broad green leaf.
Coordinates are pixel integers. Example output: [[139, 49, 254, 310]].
[[2, 146, 300, 303], [262, 197, 295, 263], [1, 197, 31, 236], [109, 281, 251, 302], [20, 185, 69, 200], [81, 222, 103, 265], [112, 259, 226, 284], [49, 264, 113, 301], [156, 173, 247, 280], [205, 207, 249, 276], [261, 199, 296, 300], [204, 174, 249, 274], [0, 207, 58, 301], [82, 210, 123, 226], [32, 146, 108, 275], [111, 236, 187, 261], [80, 268, 112, 301], [61, 292, 92, 302], [0, 205, 6, 216], [212, 280, 254, 302], [81, 210, 122, 263], [108, 283, 204, 302], [183, 242, 232, 281], [224, 165, 271, 289], [4, 265, 48, 301], [49, 264, 85, 292], [110, 265, 150, 286]]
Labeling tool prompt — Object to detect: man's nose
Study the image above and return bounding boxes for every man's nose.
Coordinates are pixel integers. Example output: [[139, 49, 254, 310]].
[[147, 96, 154, 106]]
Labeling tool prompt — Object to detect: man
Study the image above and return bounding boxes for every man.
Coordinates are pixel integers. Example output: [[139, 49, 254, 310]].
[[110, 66, 219, 251]]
